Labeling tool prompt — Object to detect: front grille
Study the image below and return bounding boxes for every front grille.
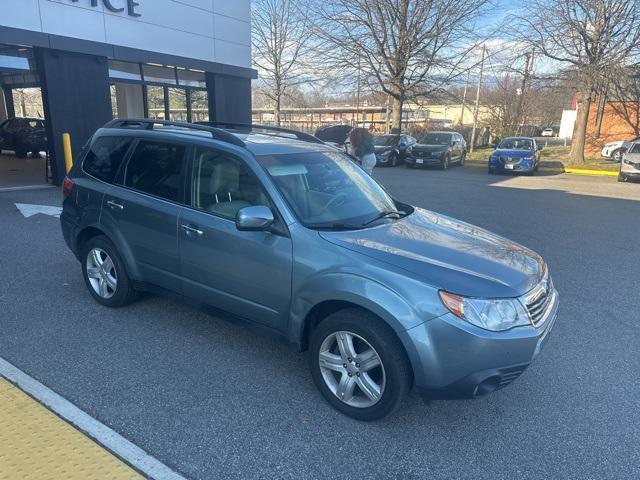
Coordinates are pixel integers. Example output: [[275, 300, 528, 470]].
[[525, 278, 554, 326]]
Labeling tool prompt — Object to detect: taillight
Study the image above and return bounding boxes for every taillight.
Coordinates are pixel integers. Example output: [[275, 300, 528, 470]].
[[62, 176, 74, 200]]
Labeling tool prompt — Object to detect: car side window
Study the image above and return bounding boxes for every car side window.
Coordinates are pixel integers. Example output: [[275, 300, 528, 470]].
[[630, 144, 640, 154], [83, 136, 133, 184], [124, 140, 186, 202], [191, 147, 271, 220]]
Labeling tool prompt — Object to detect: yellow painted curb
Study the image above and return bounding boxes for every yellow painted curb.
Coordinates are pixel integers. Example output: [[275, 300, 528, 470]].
[[564, 168, 618, 177], [0, 379, 142, 480]]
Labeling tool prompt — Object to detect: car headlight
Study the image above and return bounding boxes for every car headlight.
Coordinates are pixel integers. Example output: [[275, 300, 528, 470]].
[[523, 156, 533, 161], [439, 291, 530, 331]]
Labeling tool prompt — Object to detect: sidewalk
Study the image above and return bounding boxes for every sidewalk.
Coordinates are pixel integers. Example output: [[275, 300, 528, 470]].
[[0, 378, 142, 480]]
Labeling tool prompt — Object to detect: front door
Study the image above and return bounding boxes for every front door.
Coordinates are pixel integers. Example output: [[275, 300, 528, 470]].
[[103, 139, 187, 292], [178, 146, 293, 329]]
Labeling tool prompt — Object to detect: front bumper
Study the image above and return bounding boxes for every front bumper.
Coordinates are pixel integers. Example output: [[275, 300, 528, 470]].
[[406, 154, 444, 167], [489, 158, 535, 173], [402, 288, 559, 399], [621, 161, 640, 176]]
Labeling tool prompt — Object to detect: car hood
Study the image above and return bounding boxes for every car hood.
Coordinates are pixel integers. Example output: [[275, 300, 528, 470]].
[[319, 208, 545, 298], [374, 146, 396, 154], [493, 149, 534, 158], [412, 144, 449, 153]]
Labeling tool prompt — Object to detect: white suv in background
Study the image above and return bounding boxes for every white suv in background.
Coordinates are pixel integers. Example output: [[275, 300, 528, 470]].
[[619, 142, 640, 183], [602, 136, 640, 162]]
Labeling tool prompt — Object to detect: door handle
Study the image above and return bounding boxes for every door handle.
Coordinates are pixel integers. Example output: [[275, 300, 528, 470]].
[[181, 224, 204, 236], [106, 200, 124, 211]]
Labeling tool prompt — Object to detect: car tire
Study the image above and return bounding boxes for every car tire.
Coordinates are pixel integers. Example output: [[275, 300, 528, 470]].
[[618, 173, 628, 182], [460, 153, 466, 166], [81, 235, 138, 308], [309, 308, 412, 421], [441, 154, 450, 170], [14, 146, 28, 159], [391, 154, 398, 167], [612, 149, 624, 163]]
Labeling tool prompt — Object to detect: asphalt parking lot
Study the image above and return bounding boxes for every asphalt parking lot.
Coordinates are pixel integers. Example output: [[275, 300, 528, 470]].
[[1, 167, 639, 480]]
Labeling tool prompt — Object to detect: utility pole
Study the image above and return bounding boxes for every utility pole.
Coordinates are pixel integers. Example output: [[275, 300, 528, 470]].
[[355, 57, 362, 128], [459, 70, 470, 126], [516, 52, 532, 135], [385, 94, 390, 134], [470, 44, 486, 153]]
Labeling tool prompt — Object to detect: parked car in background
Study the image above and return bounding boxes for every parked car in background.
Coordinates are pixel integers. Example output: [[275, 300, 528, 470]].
[[405, 131, 466, 169], [373, 134, 416, 167], [489, 137, 542, 175], [601, 136, 640, 162], [61, 119, 559, 421], [0, 117, 47, 158], [541, 128, 555, 137], [314, 124, 353, 151], [619, 141, 640, 182]]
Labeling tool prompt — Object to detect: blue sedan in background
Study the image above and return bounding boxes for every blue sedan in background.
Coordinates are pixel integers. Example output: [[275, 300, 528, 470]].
[[488, 137, 542, 175]]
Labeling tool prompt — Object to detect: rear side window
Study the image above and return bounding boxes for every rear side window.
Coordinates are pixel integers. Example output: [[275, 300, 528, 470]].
[[83, 136, 132, 183], [124, 140, 186, 202]]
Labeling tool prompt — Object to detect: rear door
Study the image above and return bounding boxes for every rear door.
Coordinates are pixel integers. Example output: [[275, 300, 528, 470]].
[[102, 139, 187, 292], [177, 145, 293, 329]]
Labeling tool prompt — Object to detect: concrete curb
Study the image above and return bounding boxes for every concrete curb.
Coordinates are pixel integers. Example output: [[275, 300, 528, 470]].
[[463, 161, 618, 177]]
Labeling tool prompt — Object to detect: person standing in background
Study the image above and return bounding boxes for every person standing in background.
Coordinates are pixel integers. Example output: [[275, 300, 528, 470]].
[[349, 127, 377, 176]]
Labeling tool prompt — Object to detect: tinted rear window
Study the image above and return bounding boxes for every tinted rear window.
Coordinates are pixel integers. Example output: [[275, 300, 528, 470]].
[[124, 140, 186, 202], [83, 136, 132, 183]]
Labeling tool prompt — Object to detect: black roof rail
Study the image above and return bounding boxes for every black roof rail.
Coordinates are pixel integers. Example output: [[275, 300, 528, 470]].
[[195, 121, 325, 145], [103, 118, 246, 148]]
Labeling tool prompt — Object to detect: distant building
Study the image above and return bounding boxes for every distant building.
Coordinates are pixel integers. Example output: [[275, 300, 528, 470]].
[[252, 103, 493, 134]]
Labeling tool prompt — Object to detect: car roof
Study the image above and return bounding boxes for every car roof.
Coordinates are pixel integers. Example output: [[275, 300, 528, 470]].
[[97, 126, 335, 157], [502, 136, 534, 141], [234, 131, 336, 156]]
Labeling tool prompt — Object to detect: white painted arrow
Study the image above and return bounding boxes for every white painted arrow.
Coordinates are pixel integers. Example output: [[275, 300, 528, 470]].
[[15, 203, 63, 219]]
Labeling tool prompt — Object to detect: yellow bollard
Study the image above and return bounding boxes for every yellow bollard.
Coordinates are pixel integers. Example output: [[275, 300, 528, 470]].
[[62, 133, 73, 174]]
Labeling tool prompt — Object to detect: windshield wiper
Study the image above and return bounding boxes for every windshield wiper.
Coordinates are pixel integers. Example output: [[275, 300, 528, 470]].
[[361, 209, 405, 227], [306, 223, 363, 231]]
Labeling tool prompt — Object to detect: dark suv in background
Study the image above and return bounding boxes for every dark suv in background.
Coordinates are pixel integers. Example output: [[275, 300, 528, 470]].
[[0, 117, 47, 158], [373, 134, 416, 167], [406, 131, 466, 169], [60, 119, 558, 421]]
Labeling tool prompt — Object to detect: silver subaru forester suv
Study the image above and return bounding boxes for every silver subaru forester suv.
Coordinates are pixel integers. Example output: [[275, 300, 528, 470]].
[[61, 119, 559, 421]]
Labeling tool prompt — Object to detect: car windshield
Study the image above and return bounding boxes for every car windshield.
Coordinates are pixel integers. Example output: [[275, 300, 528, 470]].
[[421, 133, 452, 145], [257, 151, 405, 229], [374, 135, 399, 147], [498, 138, 533, 150]]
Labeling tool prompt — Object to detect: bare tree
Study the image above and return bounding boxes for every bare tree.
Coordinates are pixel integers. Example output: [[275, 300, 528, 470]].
[[311, 0, 490, 132], [252, 0, 315, 125], [514, 0, 640, 163], [607, 68, 640, 137]]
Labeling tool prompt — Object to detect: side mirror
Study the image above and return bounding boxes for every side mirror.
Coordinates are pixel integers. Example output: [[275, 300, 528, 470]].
[[236, 205, 274, 232]]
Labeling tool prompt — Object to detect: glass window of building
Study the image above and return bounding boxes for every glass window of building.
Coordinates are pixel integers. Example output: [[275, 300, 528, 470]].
[[108, 61, 142, 81], [177, 69, 206, 88], [168, 88, 187, 121], [147, 86, 166, 119], [143, 64, 177, 85], [190, 90, 209, 122]]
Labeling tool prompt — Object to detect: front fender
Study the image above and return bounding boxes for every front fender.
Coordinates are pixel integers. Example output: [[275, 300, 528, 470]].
[[288, 272, 427, 350]]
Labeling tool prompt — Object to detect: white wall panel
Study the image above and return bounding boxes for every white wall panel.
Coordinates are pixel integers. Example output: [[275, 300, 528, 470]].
[[0, 0, 42, 32], [0, 0, 251, 68]]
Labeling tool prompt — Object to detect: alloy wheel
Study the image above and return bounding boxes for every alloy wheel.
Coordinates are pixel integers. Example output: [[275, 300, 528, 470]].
[[318, 331, 386, 408], [86, 248, 118, 299]]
